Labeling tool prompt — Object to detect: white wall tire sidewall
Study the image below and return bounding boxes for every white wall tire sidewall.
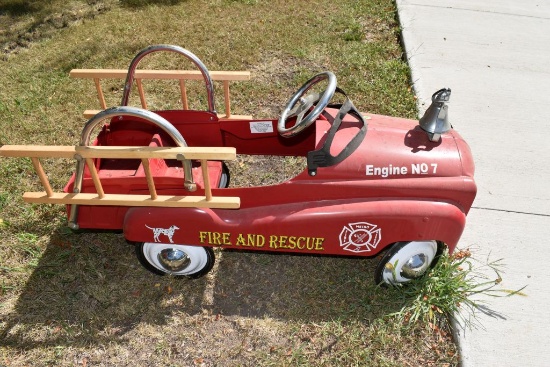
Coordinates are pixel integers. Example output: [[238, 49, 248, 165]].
[[382, 240, 438, 284], [142, 242, 208, 276]]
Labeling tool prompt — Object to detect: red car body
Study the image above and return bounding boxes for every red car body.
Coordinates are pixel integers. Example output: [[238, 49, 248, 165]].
[[2, 45, 476, 283], [65, 107, 475, 259]]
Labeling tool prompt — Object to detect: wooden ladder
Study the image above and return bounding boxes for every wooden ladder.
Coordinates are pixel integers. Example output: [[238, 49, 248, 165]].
[[70, 69, 251, 120], [0, 145, 240, 209]]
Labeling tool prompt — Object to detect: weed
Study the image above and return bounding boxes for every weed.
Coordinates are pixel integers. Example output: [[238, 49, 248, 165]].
[[343, 22, 364, 42], [388, 248, 527, 330], [0, 193, 8, 210], [16, 232, 38, 245]]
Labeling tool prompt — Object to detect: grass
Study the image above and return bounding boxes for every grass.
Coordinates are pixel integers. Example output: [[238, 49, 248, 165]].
[[388, 248, 526, 331], [0, 0, 120, 56], [0, 0, 494, 365]]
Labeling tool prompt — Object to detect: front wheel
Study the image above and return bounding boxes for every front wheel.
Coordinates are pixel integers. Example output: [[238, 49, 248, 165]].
[[374, 240, 440, 285], [136, 242, 215, 278]]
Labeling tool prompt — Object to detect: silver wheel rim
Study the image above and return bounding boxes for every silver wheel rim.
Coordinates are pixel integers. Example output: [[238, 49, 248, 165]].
[[142, 242, 208, 276], [381, 240, 438, 284]]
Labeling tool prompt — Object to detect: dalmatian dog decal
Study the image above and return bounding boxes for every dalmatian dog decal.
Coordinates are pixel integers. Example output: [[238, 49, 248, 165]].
[[145, 225, 180, 243]]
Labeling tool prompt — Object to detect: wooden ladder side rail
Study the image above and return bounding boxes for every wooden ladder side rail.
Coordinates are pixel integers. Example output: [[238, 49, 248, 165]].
[[0, 145, 240, 209], [69, 69, 252, 120]]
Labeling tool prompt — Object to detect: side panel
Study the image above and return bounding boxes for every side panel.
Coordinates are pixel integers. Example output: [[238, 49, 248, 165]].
[[123, 199, 466, 256]]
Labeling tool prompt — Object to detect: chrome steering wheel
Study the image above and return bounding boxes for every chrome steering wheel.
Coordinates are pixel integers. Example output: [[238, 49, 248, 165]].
[[278, 72, 337, 138]]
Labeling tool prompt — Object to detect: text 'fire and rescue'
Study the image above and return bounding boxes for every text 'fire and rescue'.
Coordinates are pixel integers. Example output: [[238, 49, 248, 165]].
[[199, 231, 325, 251]]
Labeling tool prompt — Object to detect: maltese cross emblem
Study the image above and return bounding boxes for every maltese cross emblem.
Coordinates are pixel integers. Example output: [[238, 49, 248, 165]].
[[339, 222, 382, 253]]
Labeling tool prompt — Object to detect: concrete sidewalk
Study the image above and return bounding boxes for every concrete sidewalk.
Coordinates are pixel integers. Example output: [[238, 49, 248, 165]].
[[396, 1, 550, 366]]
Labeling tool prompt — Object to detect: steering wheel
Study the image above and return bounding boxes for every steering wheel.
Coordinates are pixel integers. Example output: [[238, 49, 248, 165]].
[[278, 72, 337, 138]]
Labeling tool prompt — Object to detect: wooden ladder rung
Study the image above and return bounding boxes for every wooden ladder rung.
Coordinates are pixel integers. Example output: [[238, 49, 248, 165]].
[[85, 158, 105, 198], [70, 69, 251, 81], [82, 109, 252, 120], [1, 145, 241, 209], [71, 68, 251, 120], [30, 157, 54, 197], [22, 192, 240, 209], [0, 145, 237, 161], [140, 158, 158, 200]]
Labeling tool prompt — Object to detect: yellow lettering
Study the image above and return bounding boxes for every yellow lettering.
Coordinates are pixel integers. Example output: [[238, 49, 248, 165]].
[[211, 232, 222, 245], [247, 234, 257, 247], [315, 237, 324, 251], [288, 236, 297, 249], [306, 237, 314, 250], [222, 232, 231, 245], [256, 234, 265, 248], [236, 234, 245, 246], [200, 232, 324, 251], [269, 235, 278, 249], [235, 233, 267, 247]]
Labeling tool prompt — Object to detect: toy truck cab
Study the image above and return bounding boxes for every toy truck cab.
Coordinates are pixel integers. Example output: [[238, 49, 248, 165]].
[[0, 45, 476, 285]]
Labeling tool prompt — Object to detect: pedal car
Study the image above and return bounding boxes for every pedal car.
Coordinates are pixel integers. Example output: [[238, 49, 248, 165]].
[[0, 45, 476, 285]]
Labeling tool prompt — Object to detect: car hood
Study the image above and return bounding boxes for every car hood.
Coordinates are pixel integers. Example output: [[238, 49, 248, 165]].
[[311, 112, 472, 181]]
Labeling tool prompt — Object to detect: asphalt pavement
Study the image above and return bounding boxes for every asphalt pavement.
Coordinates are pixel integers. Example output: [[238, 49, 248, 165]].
[[396, 1, 550, 365]]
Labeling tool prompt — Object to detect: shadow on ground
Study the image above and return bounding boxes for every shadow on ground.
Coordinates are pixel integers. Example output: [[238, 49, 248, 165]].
[[0, 223, 407, 350], [0, 1, 41, 17], [119, 0, 186, 7]]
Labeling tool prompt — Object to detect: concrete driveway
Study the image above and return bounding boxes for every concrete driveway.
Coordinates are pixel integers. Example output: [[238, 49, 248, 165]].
[[396, 1, 550, 365]]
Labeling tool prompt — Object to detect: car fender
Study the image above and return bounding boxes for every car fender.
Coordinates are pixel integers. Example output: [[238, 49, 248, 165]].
[[123, 199, 465, 256]]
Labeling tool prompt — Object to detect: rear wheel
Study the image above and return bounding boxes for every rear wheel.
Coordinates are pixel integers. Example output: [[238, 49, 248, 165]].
[[219, 161, 230, 188], [374, 240, 439, 285], [136, 242, 215, 278]]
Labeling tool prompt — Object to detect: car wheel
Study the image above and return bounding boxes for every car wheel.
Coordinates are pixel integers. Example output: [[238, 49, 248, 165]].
[[219, 161, 230, 188], [136, 242, 215, 279], [374, 240, 439, 285]]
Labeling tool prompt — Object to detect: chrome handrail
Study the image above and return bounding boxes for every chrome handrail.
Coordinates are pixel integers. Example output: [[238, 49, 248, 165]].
[[120, 44, 216, 114], [68, 106, 196, 230]]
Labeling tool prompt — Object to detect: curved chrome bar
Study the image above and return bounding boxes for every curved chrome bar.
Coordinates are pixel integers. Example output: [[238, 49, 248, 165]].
[[78, 106, 188, 147], [120, 44, 216, 114], [68, 106, 196, 230]]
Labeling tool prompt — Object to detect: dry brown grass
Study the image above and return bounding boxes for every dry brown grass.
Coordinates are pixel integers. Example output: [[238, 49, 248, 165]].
[[0, 0, 458, 366]]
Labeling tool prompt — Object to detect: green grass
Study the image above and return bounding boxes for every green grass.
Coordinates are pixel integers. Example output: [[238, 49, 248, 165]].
[[390, 249, 527, 330], [0, 0, 479, 365], [0, 0, 120, 56]]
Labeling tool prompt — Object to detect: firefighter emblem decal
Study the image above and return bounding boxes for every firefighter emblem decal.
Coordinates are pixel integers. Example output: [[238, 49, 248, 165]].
[[339, 222, 382, 253]]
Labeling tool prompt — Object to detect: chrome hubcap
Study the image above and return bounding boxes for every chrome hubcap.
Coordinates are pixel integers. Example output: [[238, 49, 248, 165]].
[[379, 240, 438, 284], [401, 253, 430, 279], [158, 248, 190, 272]]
